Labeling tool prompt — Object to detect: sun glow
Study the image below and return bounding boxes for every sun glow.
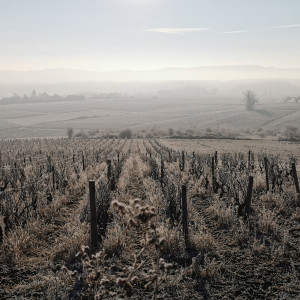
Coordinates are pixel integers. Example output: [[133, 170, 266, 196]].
[[117, 0, 161, 8]]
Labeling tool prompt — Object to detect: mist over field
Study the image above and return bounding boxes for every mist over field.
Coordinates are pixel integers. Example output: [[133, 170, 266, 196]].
[[1, 0, 300, 140], [1, 65, 300, 97], [0, 66, 300, 139]]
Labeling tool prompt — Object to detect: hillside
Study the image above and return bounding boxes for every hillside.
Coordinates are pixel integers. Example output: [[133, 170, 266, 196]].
[[0, 97, 299, 139], [0, 137, 299, 299]]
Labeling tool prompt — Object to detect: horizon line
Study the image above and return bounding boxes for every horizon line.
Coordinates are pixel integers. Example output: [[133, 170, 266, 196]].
[[2, 64, 300, 73]]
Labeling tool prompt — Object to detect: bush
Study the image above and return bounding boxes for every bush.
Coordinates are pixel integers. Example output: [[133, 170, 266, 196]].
[[75, 130, 88, 138], [168, 128, 174, 136], [283, 126, 300, 140], [243, 90, 258, 110], [119, 129, 132, 139], [145, 132, 154, 138], [66, 128, 74, 139]]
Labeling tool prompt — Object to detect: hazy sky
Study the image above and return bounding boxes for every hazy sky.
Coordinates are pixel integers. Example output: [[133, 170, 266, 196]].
[[1, 0, 300, 71]]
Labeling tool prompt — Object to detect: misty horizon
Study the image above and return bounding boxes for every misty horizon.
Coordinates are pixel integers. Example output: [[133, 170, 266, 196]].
[[1, 65, 300, 85], [0, 1, 299, 139]]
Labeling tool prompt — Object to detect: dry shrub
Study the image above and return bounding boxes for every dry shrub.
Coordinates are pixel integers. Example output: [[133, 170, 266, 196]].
[[231, 220, 250, 246], [51, 221, 89, 263], [258, 206, 279, 235], [190, 230, 216, 253], [0, 214, 6, 240], [270, 229, 289, 258], [37, 195, 69, 224], [2, 227, 35, 262], [258, 193, 286, 213], [189, 180, 207, 199], [157, 224, 185, 258], [207, 198, 235, 228], [291, 209, 300, 222], [284, 190, 300, 208], [255, 173, 267, 193], [201, 255, 223, 281], [11, 269, 72, 300], [251, 237, 267, 256], [117, 156, 137, 190], [103, 223, 127, 258]]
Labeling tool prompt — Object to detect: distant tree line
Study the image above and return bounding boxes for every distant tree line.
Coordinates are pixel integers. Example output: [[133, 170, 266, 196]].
[[0, 90, 85, 105], [91, 92, 132, 99], [243, 90, 258, 110]]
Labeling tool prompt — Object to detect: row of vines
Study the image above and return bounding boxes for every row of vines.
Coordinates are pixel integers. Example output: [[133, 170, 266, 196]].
[[0, 138, 131, 243], [1, 137, 299, 299]]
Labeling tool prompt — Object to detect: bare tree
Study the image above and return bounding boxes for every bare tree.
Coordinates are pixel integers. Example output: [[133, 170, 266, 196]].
[[119, 129, 132, 139], [67, 127, 74, 139], [243, 90, 258, 110], [284, 126, 300, 140]]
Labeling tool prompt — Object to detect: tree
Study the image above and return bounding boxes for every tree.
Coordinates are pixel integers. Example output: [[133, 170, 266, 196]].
[[168, 128, 174, 136], [119, 129, 132, 139], [31, 90, 37, 98], [67, 127, 74, 139], [284, 126, 299, 140], [243, 90, 258, 110]]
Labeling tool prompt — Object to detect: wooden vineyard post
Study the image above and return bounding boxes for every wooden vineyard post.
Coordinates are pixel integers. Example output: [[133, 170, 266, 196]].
[[214, 151, 218, 165], [161, 160, 164, 186], [0, 225, 3, 243], [291, 163, 300, 194], [181, 185, 189, 248], [264, 157, 269, 192], [107, 159, 112, 180], [146, 152, 147, 162], [244, 176, 254, 219], [117, 154, 120, 177], [82, 155, 85, 171], [181, 150, 185, 171], [89, 180, 98, 251], [169, 152, 172, 162], [52, 165, 55, 192], [212, 157, 216, 193], [248, 150, 251, 170]]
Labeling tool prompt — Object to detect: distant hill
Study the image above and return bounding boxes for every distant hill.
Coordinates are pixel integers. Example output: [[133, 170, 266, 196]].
[[0, 65, 300, 84], [1, 66, 300, 101]]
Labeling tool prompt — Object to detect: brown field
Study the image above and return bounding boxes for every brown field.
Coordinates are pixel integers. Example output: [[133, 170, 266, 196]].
[[0, 137, 299, 299], [0, 97, 299, 139]]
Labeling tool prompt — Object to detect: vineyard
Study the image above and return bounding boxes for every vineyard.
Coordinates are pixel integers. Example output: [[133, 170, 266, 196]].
[[0, 137, 299, 299]]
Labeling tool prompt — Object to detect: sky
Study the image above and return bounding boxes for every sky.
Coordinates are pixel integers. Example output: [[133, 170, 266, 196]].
[[1, 0, 300, 71]]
